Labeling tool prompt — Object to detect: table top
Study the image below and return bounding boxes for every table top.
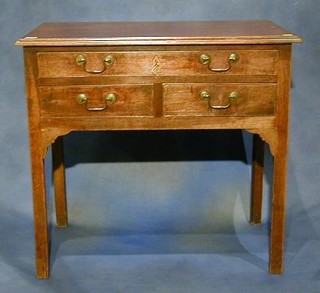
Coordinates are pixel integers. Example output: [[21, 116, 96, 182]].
[[15, 20, 302, 46]]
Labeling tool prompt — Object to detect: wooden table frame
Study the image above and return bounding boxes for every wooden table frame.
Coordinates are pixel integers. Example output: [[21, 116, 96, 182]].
[[16, 21, 302, 278]]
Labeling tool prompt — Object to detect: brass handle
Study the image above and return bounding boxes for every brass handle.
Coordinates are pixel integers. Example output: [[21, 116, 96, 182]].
[[199, 53, 239, 72], [77, 93, 117, 111], [200, 91, 238, 109], [75, 54, 114, 74]]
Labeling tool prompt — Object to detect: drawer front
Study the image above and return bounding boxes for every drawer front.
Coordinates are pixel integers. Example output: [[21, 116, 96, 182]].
[[163, 83, 276, 116], [37, 50, 278, 78], [39, 85, 154, 117], [37, 52, 156, 78]]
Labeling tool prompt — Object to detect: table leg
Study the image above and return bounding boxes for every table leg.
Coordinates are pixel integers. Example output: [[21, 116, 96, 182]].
[[29, 137, 50, 278], [269, 132, 288, 274], [250, 134, 264, 225], [52, 136, 68, 227]]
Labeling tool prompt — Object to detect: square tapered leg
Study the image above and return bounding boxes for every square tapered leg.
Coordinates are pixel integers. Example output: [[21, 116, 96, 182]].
[[52, 137, 68, 227], [250, 134, 265, 225]]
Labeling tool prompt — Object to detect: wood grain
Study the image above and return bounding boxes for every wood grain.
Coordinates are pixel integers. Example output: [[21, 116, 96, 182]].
[[52, 136, 68, 227], [250, 134, 265, 225], [16, 21, 302, 46], [39, 85, 154, 117], [269, 45, 292, 274], [163, 83, 276, 116], [24, 48, 50, 279], [37, 50, 278, 78]]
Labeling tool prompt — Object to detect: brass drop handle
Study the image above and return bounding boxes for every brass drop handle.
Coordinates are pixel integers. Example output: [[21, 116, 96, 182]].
[[77, 93, 117, 111], [199, 53, 239, 72], [200, 90, 238, 109], [75, 54, 114, 74]]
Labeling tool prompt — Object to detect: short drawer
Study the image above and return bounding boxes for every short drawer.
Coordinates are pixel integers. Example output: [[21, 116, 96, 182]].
[[39, 85, 154, 117], [163, 83, 276, 116], [37, 50, 278, 78]]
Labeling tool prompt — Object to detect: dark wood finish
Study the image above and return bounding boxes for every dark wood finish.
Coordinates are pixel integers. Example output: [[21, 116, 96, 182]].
[[16, 21, 301, 278]]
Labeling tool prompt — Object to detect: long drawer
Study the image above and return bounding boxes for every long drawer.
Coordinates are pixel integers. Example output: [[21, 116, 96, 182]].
[[37, 50, 278, 78]]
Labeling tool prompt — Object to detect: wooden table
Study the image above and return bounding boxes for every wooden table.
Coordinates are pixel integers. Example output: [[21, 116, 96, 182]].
[[16, 21, 302, 278]]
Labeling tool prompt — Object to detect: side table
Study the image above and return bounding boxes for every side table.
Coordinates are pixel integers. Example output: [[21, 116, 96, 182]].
[[16, 21, 302, 278]]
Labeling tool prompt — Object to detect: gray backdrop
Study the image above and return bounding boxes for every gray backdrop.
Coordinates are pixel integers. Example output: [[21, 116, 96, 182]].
[[1, 0, 319, 292]]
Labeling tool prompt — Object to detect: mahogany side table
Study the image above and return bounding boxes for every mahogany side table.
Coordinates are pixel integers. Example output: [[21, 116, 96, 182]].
[[16, 21, 302, 278]]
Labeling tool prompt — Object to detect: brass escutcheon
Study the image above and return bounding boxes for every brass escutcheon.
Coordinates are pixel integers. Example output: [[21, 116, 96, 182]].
[[76, 93, 87, 104], [105, 93, 117, 104]]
